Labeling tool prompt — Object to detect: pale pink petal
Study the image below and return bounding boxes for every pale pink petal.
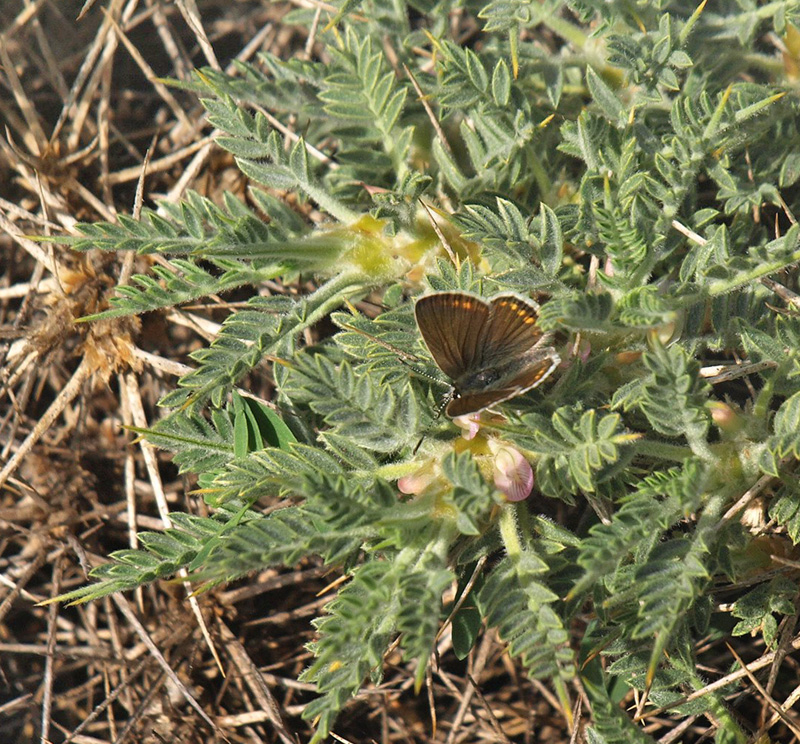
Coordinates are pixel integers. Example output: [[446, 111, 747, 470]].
[[453, 413, 482, 440], [398, 467, 434, 495], [709, 401, 741, 432], [493, 446, 534, 502]]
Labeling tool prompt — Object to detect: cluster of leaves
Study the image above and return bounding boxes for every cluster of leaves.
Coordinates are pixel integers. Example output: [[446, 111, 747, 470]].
[[55, 1, 800, 741]]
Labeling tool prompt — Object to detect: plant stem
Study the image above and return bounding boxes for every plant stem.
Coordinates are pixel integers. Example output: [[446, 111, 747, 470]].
[[499, 503, 523, 559]]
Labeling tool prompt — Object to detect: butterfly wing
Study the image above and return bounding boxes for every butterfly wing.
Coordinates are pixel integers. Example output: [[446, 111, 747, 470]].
[[417, 291, 560, 417], [446, 294, 558, 416], [415, 292, 491, 380], [479, 294, 545, 364], [447, 354, 559, 416]]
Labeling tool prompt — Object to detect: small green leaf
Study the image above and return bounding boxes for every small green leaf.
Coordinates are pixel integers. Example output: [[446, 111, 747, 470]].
[[586, 66, 625, 124], [780, 152, 800, 187], [543, 63, 563, 108], [491, 59, 511, 107], [452, 602, 482, 659], [539, 203, 563, 276], [433, 139, 468, 191], [233, 396, 250, 458], [244, 395, 297, 450]]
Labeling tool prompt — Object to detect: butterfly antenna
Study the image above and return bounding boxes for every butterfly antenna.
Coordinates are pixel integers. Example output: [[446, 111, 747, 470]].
[[419, 199, 459, 268], [337, 321, 451, 390], [338, 320, 422, 362], [433, 389, 454, 419], [336, 319, 455, 454], [412, 388, 454, 455]]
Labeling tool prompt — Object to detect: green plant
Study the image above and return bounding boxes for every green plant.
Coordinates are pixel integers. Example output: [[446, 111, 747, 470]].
[[48, 2, 800, 741]]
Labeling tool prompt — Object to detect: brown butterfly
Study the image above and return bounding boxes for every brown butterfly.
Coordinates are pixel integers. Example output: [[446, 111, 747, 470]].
[[414, 291, 560, 417]]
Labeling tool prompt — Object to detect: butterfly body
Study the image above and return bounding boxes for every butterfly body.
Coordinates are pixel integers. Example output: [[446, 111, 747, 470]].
[[414, 291, 560, 417]]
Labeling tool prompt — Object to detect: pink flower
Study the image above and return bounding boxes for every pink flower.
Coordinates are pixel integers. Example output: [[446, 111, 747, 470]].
[[398, 463, 436, 495], [452, 413, 483, 440], [489, 442, 534, 502], [708, 401, 742, 434]]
